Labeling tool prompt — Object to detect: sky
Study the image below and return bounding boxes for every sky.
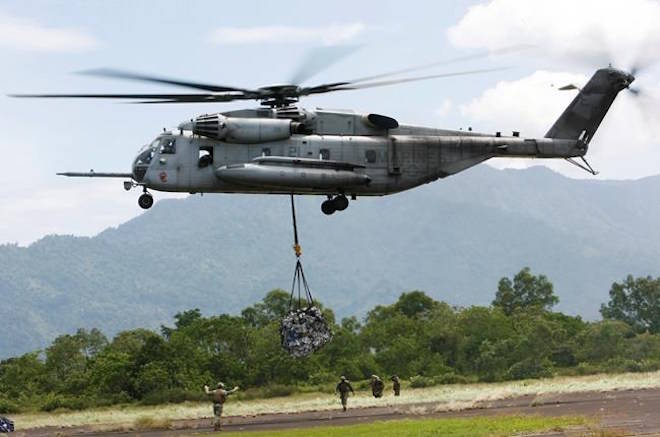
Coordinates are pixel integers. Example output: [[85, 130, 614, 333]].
[[1, 0, 660, 245]]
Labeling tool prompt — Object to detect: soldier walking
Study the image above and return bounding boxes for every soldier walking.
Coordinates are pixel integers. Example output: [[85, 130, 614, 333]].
[[335, 376, 354, 411], [369, 375, 384, 398], [204, 382, 239, 431], [391, 375, 401, 396]]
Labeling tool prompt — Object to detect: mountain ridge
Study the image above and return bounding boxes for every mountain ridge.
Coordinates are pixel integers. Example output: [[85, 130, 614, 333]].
[[1, 164, 659, 358]]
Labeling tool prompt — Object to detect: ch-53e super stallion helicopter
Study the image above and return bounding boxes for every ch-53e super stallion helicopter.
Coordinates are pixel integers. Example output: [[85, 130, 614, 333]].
[[12, 55, 637, 215]]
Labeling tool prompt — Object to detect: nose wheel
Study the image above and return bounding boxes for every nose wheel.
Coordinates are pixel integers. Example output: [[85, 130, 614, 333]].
[[321, 195, 349, 215], [138, 192, 154, 209]]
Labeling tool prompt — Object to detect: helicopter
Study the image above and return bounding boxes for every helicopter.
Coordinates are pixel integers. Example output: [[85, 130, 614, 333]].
[[11, 56, 636, 215]]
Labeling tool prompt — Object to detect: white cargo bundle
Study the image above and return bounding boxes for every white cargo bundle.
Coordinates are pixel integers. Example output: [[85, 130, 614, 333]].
[[280, 306, 333, 357]]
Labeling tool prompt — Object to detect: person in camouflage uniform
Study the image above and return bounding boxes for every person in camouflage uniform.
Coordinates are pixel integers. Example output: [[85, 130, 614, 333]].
[[369, 374, 384, 398], [204, 382, 239, 431], [391, 375, 401, 396], [335, 376, 354, 411]]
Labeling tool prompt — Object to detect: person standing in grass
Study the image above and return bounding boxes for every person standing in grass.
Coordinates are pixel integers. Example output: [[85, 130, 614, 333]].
[[204, 382, 239, 431], [391, 375, 401, 396], [370, 375, 384, 398], [335, 376, 355, 411]]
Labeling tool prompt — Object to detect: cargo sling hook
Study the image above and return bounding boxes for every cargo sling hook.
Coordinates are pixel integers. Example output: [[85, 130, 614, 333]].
[[289, 194, 314, 309]]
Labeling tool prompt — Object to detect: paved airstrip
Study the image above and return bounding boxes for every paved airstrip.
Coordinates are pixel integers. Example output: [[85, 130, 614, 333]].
[[13, 387, 660, 436]]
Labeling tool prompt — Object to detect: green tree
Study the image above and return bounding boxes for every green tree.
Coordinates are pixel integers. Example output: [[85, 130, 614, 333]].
[[393, 291, 437, 318], [493, 267, 558, 315], [241, 289, 290, 328], [574, 320, 633, 363], [0, 352, 45, 398], [162, 308, 203, 337], [600, 275, 660, 334]]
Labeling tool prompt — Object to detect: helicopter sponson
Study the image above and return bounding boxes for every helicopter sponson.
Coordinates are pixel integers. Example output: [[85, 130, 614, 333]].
[[216, 156, 371, 189]]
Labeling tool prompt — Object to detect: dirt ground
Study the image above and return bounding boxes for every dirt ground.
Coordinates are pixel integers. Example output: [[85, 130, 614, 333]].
[[13, 387, 660, 436]]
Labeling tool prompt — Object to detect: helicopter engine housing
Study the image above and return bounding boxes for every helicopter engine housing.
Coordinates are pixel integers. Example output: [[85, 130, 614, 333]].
[[193, 113, 292, 144]]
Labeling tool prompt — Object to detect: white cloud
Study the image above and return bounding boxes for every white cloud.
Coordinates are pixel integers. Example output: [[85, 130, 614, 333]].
[[209, 23, 367, 45], [448, 0, 660, 179], [448, 0, 660, 69], [434, 98, 453, 118], [460, 70, 660, 179], [0, 11, 98, 53]]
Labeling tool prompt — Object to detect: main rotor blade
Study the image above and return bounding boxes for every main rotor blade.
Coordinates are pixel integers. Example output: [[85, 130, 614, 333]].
[[303, 67, 507, 95], [289, 45, 360, 85], [9, 92, 252, 102], [129, 94, 255, 103], [346, 44, 530, 85], [78, 68, 254, 93]]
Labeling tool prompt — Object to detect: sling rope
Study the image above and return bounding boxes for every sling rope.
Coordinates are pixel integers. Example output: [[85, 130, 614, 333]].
[[289, 194, 314, 310]]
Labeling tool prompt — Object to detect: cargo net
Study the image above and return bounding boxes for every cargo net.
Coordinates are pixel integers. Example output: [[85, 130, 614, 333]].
[[280, 259, 333, 357], [279, 196, 333, 358]]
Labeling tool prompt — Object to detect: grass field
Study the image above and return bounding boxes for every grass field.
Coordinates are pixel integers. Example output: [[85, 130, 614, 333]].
[[218, 416, 591, 437], [12, 370, 660, 431]]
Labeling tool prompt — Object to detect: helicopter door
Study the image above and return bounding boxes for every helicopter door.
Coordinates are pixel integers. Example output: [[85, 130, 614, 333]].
[[387, 138, 401, 174], [176, 137, 193, 189]]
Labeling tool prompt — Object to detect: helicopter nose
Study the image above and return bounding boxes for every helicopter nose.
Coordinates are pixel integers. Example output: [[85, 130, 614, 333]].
[[132, 154, 147, 182]]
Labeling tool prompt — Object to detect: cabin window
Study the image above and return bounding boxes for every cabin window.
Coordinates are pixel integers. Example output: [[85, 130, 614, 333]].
[[319, 148, 330, 160], [365, 149, 377, 163], [160, 138, 176, 154], [261, 147, 271, 156], [198, 146, 213, 168]]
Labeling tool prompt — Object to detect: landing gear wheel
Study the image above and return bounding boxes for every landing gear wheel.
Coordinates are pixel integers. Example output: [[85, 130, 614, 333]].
[[138, 193, 154, 209], [332, 195, 349, 211], [321, 200, 336, 215]]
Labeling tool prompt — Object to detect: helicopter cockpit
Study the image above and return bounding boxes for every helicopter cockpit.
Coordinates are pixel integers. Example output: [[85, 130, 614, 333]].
[[132, 136, 179, 181]]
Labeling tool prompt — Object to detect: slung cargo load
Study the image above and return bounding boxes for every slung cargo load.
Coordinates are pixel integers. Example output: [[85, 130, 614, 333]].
[[280, 306, 333, 358]]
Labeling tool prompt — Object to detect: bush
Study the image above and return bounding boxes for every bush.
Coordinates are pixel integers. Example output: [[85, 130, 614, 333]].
[[601, 357, 643, 373], [0, 398, 19, 414], [235, 384, 297, 401], [409, 375, 437, 388], [436, 372, 471, 385], [40, 394, 92, 412], [506, 359, 552, 380], [574, 362, 600, 375], [140, 388, 202, 406], [550, 346, 577, 367], [262, 384, 297, 398]]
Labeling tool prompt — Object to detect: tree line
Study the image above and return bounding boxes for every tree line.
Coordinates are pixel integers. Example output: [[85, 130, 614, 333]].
[[1, 268, 659, 413]]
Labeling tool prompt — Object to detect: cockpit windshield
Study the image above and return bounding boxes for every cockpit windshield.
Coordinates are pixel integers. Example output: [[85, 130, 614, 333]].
[[135, 142, 156, 165], [159, 137, 176, 154]]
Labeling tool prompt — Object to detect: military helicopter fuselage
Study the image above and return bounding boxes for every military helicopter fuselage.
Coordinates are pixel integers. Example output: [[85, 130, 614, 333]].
[[22, 66, 633, 214]]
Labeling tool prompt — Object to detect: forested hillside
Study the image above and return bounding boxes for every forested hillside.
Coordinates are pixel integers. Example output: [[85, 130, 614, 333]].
[[2, 270, 660, 414], [1, 165, 660, 357]]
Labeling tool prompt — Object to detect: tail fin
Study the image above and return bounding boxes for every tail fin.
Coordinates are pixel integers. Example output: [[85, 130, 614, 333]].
[[545, 68, 633, 143]]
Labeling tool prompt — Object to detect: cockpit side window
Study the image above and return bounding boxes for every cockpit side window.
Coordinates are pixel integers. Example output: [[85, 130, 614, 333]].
[[160, 138, 176, 154]]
